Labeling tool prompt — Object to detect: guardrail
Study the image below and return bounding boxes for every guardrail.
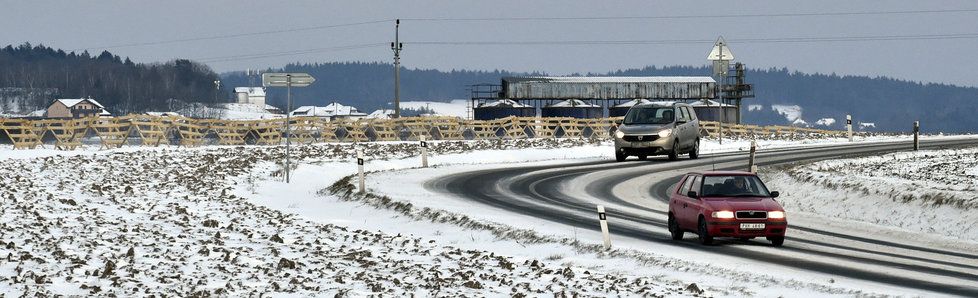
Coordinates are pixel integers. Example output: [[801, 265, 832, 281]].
[[0, 115, 849, 150]]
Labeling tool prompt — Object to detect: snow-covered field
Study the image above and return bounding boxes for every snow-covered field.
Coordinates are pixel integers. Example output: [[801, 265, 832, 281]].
[[0, 135, 973, 296], [0, 139, 718, 296], [764, 147, 978, 242]]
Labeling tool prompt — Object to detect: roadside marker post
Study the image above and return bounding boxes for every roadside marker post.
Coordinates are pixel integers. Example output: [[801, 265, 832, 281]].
[[846, 115, 853, 142], [747, 140, 756, 172], [357, 150, 365, 194], [913, 121, 920, 151], [420, 135, 429, 168], [597, 205, 612, 250]]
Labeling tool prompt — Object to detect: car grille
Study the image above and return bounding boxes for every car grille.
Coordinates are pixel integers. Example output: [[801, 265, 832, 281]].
[[623, 135, 659, 142], [736, 211, 767, 219]]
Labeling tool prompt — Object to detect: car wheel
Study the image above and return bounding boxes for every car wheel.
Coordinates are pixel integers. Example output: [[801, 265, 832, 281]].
[[689, 139, 700, 159], [697, 217, 713, 245], [615, 150, 627, 162], [638, 155, 648, 160], [768, 236, 785, 247], [668, 139, 679, 161], [668, 214, 684, 240]]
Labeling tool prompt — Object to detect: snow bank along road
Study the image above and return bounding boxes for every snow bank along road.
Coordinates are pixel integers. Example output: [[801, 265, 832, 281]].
[[426, 137, 978, 296]]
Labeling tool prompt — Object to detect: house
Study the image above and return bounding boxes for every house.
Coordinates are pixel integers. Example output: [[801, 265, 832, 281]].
[[289, 102, 367, 121], [45, 98, 111, 118], [234, 87, 266, 107]]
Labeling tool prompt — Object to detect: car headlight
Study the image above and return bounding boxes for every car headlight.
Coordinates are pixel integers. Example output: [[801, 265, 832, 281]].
[[657, 129, 672, 138], [768, 211, 785, 219], [615, 130, 625, 138], [712, 211, 734, 219]]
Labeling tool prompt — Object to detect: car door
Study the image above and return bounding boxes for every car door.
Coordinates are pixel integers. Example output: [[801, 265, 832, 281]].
[[671, 175, 694, 218], [684, 106, 700, 140], [681, 175, 704, 229], [673, 107, 688, 150], [682, 106, 696, 146]]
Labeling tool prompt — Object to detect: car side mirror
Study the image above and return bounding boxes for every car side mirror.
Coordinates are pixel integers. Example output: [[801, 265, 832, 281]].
[[687, 191, 698, 198], [770, 191, 780, 198]]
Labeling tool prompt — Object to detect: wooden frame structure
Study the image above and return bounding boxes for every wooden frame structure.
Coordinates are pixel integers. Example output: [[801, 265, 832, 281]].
[[0, 115, 849, 150]]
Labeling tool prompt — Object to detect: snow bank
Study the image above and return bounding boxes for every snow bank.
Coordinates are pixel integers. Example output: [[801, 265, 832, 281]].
[[764, 147, 978, 241]]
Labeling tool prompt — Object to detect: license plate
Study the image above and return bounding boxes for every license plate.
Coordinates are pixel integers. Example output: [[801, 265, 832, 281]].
[[740, 223, 765, 230]]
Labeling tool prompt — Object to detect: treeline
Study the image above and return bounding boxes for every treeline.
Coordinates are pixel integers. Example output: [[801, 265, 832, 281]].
[[223, 62, 978, 133], [0, 43, 223, 114]]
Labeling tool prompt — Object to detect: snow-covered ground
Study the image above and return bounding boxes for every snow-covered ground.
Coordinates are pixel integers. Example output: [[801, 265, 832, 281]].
[[401, 100, 470, 118], [763, 147, 978, 242], [1, 135, 974, 296]]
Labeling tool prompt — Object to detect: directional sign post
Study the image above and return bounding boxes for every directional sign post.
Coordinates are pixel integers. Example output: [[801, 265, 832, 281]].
[[263, 73, 316, 183], [708, 37, 734, 145]]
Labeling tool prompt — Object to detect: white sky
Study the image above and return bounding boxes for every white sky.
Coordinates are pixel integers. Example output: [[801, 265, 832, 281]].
[[2, 0, 977, 87]]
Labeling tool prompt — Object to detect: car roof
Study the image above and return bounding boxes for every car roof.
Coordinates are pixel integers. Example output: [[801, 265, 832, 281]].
[[687, 171, 757, 176]]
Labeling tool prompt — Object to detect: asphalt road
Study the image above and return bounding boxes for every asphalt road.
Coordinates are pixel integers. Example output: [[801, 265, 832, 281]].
[[426, 137, 978, 296]]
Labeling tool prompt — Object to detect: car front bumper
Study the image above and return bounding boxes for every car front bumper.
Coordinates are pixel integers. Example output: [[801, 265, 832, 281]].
[[706, 220, 787, 237], [614, 135, 675, 155]]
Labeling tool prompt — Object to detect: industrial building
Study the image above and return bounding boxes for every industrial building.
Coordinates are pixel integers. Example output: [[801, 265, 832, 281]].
[[470, 64, 753, 123]]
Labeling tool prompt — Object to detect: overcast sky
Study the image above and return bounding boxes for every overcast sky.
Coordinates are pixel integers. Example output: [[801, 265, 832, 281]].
[[2, 0, 977, 86]]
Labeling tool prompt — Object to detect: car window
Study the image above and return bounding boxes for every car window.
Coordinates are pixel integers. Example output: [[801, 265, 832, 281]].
[[675, 107, 686, 121], [684, 107, 697, 121], [690, 176, 702, 195], [677, 175, 694, 195], [700, 175, 772, 197], [623, 107, 675, 125]]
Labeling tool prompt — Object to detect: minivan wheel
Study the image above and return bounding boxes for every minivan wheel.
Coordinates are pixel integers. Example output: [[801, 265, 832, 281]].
[[768, 236, 785, 247], [697, 217, 713, 245], [668, 140, 679, 161], [668, 214, 684, 240], [689, 139, 700, 159], [615, 150, 627, 162]]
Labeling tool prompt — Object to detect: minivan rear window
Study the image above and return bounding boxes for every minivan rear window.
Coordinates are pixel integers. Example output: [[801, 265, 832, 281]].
[[623, 107, 675, 125]]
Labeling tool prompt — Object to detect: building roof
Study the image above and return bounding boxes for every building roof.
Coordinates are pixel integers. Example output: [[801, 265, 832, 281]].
[[612, 99, 652, 108], [55, 98, 105, 109], [234, 87, 266, 97], [366, 109, 396, 119], [546, 99, 599, 108], [479, 99, 532, 108], [289, 102, 367, 117]]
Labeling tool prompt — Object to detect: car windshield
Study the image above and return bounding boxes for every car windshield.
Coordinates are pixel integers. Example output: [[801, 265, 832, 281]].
[[623, 107, 675, 125], [700, 175, 772, 197]]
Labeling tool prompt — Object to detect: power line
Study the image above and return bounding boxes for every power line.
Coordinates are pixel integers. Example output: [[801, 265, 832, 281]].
[[408, 33, 978, 46], [70, 19, 393, 52], [64, 8, 978, 52], [196, 43, 388, 63], [401, 8, 978, 22]]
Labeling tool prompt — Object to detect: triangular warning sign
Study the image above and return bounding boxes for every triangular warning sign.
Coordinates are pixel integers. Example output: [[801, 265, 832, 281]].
[[707, 36, 734, 61]]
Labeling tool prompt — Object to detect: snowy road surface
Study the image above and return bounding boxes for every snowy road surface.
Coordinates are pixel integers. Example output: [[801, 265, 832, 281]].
[[413, 137, 978, 296]]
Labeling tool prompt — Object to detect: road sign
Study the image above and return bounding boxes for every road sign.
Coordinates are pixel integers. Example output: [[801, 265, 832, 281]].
[[262, 73, 315, 87], [707, 36, 734, 61]]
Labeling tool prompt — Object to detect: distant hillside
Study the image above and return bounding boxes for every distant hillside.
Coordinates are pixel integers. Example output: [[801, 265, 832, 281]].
[[223, 62, 978, 133], [0, 43, 223, 115]]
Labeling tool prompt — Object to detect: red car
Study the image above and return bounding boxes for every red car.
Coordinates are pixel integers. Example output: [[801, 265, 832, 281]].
[[668, 171, 787, 246]]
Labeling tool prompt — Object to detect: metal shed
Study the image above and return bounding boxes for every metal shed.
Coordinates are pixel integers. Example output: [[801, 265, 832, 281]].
[[502, 76, 716, 100]]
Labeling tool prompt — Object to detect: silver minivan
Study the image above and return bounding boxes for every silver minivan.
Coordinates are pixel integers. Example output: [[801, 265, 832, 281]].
[[613, 102, 700, 162]]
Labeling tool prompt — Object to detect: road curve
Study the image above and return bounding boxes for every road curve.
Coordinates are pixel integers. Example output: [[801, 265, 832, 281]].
[[426, 137, 978, 296]]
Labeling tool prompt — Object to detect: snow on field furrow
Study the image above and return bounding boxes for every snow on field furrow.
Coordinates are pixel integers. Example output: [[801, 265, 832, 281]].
[[766, 148, 978, 242], [0, 140, 703, 297]]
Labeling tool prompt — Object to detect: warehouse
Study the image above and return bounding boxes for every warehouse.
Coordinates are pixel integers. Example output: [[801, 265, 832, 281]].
[[471, 76, 745, 123]]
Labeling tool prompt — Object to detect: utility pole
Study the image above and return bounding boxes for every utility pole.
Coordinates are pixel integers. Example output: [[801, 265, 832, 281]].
[[213, 80, 220, 104], [391, 19, 403, 119]]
